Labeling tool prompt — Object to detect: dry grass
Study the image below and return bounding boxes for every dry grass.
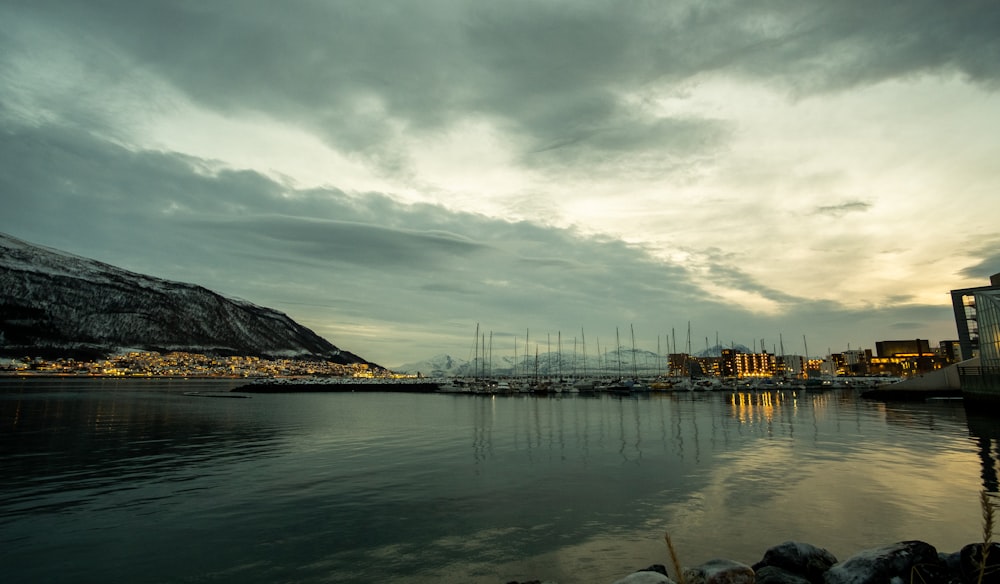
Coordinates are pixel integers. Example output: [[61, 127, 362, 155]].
[[664, 532, 686, 584], [980, 490, 996, 584]]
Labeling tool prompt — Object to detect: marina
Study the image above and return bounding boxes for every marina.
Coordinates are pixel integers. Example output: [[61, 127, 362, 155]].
[[241, 374, 901, 395]]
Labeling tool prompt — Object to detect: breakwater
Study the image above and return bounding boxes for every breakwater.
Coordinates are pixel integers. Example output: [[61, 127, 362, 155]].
[[237, 379, 441, 393]]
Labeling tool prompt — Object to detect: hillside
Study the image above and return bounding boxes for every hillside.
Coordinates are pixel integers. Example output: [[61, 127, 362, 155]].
[[0, 233, 371, 364]]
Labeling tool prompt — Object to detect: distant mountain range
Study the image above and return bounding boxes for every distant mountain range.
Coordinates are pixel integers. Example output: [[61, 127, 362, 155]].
[[395, 348, 670, 377], [394, 344, 754, 377], [0, 233, 373, 364]]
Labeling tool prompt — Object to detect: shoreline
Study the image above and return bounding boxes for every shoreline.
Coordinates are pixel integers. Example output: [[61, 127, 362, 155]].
[[1, 374, 968, 403]]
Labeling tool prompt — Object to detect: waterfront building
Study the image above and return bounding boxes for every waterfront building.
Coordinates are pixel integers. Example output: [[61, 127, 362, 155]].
[[838, 349, 873, 376], [819, 357, 839, 377], [870, 339, 947, 378], [730, 350, 775, 378], [938, 340, 961, 364], [719, 349, 737, 377], [953, 274, 1000, 403], [775, 354, 806, 377], [667, 353, 721, 377], [951, 273, 1000, 360], [875, 339, 931, 357]]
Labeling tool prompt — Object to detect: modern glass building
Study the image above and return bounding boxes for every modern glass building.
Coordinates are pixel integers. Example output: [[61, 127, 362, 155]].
[[951, 274, 1000, 361], [953, 274, 1000, 403], [978, 289, 1000, 366]]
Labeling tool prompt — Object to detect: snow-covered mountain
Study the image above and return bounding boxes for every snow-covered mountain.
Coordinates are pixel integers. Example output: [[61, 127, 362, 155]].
[[392, 354, 471, 377], [696, 344, 752, 357], [0, 232, 372, 363], [396, 345, 759, 377], [394, 348, 672, 377]]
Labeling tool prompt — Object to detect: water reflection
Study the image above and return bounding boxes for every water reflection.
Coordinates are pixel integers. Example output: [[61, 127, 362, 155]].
[[964, 404, 1000, 492], [1, 381, 993, 584], [0, 379, 282, 522]]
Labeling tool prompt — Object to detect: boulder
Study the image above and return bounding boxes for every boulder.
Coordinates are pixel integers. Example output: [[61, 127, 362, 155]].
[[683, 558, 755, 584], [611, 570, 674, 584], [939, 550, 962, 574], [639, 565, 671, 577], [753, 541, 837, 584], [823, 540, 940, 584], [960, 542, 1000, 584], [755, 565, 811, 584]]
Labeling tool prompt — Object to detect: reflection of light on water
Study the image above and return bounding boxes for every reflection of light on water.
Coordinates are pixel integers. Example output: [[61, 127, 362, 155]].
[[730, 391, 792, 431], [2, 382, 989, 584], [660, 393, 983, 566]]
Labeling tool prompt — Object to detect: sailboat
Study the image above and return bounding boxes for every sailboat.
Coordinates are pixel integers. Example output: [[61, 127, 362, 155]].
[[600, 327, 633, 395], [574, 328, 597, 392]]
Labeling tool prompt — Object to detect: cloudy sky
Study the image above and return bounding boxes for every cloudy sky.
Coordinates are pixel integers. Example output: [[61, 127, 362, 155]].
[[2, 1, 999, 367]]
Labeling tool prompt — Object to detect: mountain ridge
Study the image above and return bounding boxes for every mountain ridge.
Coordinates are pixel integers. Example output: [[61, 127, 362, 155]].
[[0, 232, 373, 365], [394, 344, 757, 377]]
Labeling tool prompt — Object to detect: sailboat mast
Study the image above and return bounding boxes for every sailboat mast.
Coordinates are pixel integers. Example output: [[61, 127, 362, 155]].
[[473, 322, 479, 379], [657, 336, 661, 376], [514, 337, 518, 378], [572, 335, 577, 379], [547, 333, 551, 378], [803, 335, 810, 379], [524, 329, 530, 379], [672, 332, 677, 372], [616, 327, 623, 379], [630, 324, 638, 379], [779, 333, 785, 377], [558, 331, 562, 380], [685, 322, 692, 377]]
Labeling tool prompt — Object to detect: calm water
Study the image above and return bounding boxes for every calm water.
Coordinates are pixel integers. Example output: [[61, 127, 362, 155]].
[[1, 378, 996, 583]]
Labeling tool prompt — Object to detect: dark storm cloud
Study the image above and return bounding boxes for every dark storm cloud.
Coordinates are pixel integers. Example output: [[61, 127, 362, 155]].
[[522, 115, 732, 178], [201, 215, 488, 269], [1, 1, 985, 362], [959, 240, 1000, 280], [7, 0, 995, 180], [703, 260, 802, 306], [0, 116, 727, 341], [0, 118, 490, 273], [0, 113, 958, 361]]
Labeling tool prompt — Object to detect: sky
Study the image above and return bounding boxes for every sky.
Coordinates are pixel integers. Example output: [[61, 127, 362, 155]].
[[2, 1, 999, 368]]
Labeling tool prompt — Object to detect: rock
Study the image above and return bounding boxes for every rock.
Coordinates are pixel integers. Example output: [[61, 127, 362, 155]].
[[960, 542, 1000, 584], [611, 563, 675, 583], [639, 565, 670, 577], [823, 540, 940, 584], [753, 541, 838, 584], [611, 570, 674, 584], [683, 558, 755, 584], [939, 550, 962, 574], [755, 565, 811, 584]]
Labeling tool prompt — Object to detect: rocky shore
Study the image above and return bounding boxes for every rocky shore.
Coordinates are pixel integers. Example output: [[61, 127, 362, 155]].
[[510, 539, 1000, 584]]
